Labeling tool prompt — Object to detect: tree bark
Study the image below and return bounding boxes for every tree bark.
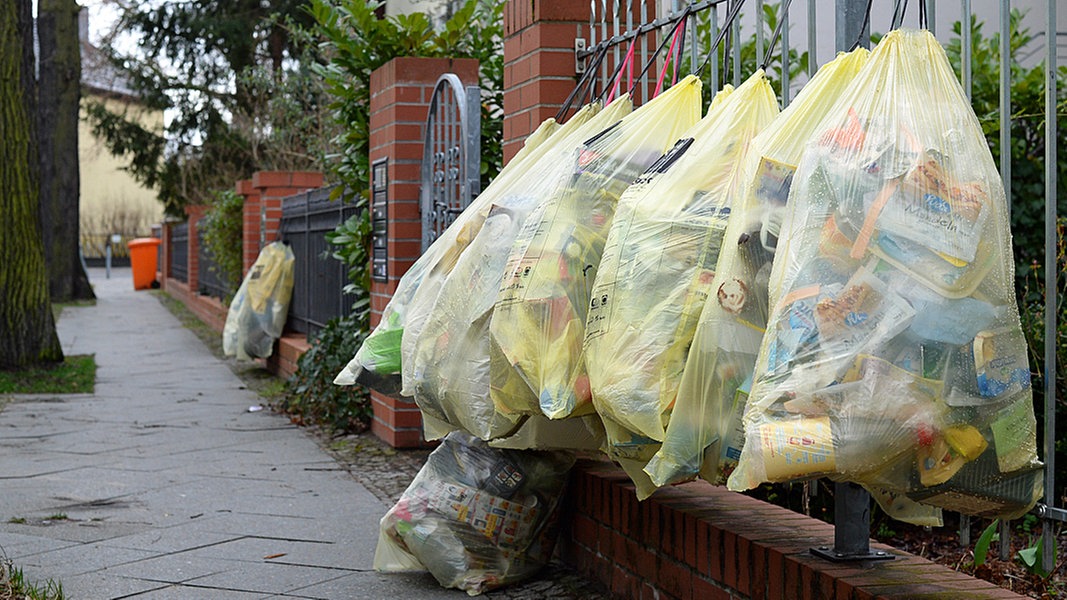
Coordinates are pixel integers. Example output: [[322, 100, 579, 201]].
[[38, 0, 94, 301], [0, 0, 64, 368]]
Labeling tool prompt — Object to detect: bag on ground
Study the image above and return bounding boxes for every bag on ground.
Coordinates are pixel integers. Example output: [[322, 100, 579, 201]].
[[374, 432, 574, 595], [222, 241, 295, 361]]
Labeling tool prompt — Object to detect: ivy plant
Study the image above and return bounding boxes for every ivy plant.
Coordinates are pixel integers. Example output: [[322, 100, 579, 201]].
[[198, 188, 245, 301]]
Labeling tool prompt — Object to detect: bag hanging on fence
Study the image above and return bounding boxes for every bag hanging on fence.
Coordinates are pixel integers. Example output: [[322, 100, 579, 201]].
[[374, 432, 574, 595], [222, 241, 295, 361], [586, 71, 777, 454], [402, 98, 634, 441], [488, 75, 704, 423], [333, 114, 571, 397], [644, 49, 869, 492], [726, 30, 1042, 521]]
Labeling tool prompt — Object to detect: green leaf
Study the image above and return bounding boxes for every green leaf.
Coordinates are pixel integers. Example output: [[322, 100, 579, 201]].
[[973, 519, 999, 567], [1017, 533, 1056, 577]]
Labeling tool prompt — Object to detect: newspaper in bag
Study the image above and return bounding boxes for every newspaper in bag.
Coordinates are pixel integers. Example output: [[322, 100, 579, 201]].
[[489, 75, 704, 423], [727, 30, 1041, 521]]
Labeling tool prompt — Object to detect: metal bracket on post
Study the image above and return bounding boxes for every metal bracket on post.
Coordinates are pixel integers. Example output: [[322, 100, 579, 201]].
[[575, 38, 587, 74], [811, 482, 895, 562]]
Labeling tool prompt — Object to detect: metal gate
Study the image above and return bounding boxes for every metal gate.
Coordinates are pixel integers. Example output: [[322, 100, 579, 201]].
[[420, 74, 481, 252]]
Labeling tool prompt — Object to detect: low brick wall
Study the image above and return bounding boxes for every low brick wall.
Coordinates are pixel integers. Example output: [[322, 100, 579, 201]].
[[163, 277, 228, 334], [266, 333, 309, 381], [559, 459, 1024, 600]]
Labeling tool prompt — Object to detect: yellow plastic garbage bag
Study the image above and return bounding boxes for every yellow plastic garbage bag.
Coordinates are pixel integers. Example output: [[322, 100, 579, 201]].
[[586, 71, 777, 462], [644, 49, 869, 492], [222, 241, 295, 361], [727, 30, 1041, 521], [333, 115, 569, 397], [403, 99, 634, 441], [489, 75, 704, 422]]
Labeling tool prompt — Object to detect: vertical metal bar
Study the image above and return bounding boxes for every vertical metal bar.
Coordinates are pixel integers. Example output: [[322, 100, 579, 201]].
[[962, 0, 972, 101], [732, 2, 741, 86], [690, 0, 699, 73], [836, 0, 869, 53], [641, 0, 650, 103], [926, 0, 935, 35], [1000, 0, 1012, 220], [613, 0, 621, 93], [998, 518, 1011, 562], [819, 0, 873, 563], [710, 3, 720, 96], [807, 0, 816, 76], [959, 514, 971, 547], [590, 0, 597, 46], [601, 0, 609, 93], [782, 0, 790, 106], [1042, 0, 1057, 577], [756, 0, 765, 63], [627, 0, 634, 93]]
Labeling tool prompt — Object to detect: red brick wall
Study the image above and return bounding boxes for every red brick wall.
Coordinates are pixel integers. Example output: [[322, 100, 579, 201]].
[[245, 171, 324, 277], [561, 459, 1025, 600], [183, 204, 207, 293], [236, 179, 263, 274], [503, 0, 591, 163], [367, 56, 478, 448]]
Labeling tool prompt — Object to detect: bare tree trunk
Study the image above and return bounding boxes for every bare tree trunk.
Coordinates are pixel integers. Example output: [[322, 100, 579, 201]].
[[38, 0, 94, 301], [0, 0, 64, 368]]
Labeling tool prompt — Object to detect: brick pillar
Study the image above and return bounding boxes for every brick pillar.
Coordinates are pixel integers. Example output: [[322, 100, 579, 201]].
[[248, 171, 324, 274], [502, 0, 592, 163], [367, 56, 479, 448], [236, 179, 263, 274], [184, 204, 208, 293]]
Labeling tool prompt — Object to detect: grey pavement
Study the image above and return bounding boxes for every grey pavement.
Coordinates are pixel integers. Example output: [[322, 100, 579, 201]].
[[0, 268, 515, 599]]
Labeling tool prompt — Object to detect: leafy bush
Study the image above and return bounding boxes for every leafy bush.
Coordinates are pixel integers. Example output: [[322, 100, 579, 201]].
[[280, 313, 372, 433], [198, 189, 244, 301]]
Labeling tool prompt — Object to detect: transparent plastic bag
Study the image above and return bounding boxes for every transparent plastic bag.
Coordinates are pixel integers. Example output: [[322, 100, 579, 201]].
[[403, 99, 634, 441], [222, 241, 295, 361], [646, 50, 870, 492], [333, 115, 569, 396], [374, 432, 574, 596], [489, 75, 704, 423], [585, 71, 777, 474], [726, 30, 1041, 520]]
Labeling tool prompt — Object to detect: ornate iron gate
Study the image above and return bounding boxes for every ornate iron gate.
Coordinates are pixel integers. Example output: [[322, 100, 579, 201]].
[[420, 73, 481, 252]]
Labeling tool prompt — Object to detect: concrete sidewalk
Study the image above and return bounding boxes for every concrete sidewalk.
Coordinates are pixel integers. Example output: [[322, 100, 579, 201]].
[[0, 268, 466, 599]]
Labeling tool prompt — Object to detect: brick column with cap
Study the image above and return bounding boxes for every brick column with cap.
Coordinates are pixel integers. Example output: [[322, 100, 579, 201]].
[[247, 171, 323, 274], [367, 56, 479, 448], [502, 0, 592, 163]]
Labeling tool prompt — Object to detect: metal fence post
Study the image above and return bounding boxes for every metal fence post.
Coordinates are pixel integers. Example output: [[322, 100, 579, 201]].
[[811, 0, 892, 564]]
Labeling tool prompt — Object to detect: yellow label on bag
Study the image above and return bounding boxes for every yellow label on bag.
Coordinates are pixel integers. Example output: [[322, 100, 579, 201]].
[[759, 417, 836, 480]]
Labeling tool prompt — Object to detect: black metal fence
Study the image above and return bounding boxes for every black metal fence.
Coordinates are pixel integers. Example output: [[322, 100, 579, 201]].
[[281, 186, 363, 338], [197, 227, 232, 301], [170, 222, 189, 284]]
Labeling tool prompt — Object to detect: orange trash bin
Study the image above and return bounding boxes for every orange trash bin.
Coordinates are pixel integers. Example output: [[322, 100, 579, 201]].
[[128, 237, 161, 290]]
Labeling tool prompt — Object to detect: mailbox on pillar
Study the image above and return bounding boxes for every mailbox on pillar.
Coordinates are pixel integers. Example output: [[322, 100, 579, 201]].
[[371, 158, 389, 283]]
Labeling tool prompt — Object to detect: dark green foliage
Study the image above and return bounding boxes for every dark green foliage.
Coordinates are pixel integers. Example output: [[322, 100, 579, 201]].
[[198, 189, 245, 301], [309, 0, 504, 202], [83, 2, 330, 215], [282, 0, 506, 435], [281, 314, 372, 433]]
